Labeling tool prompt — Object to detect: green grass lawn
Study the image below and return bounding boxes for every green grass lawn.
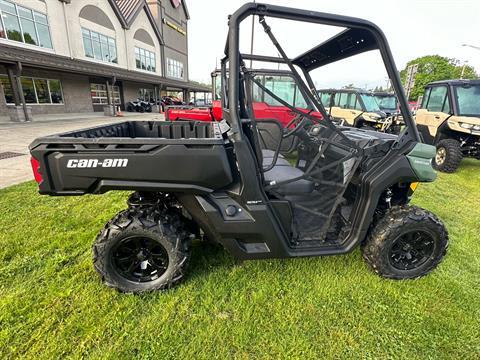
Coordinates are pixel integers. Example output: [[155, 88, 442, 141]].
[[1, 160, 479, 359]]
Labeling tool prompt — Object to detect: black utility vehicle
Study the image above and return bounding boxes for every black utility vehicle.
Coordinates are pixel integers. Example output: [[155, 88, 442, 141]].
[[30, 3, 448, 293]]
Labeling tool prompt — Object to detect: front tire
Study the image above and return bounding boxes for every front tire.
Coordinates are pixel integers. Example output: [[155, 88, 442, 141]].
[[93, 206, 191, 293], [362, 206, 448, 279], [433, 139, 462, 173]]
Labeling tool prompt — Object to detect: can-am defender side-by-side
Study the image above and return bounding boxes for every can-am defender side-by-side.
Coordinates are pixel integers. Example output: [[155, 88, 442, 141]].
[[29, 3, 448, 293], [415, 79, 480, 173]]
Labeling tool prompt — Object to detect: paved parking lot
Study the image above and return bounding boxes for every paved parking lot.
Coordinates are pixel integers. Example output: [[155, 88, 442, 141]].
[[0, 113, 164, 189]]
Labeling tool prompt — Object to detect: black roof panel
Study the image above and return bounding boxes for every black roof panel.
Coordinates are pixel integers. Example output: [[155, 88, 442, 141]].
[[293, 28, 378, 71]]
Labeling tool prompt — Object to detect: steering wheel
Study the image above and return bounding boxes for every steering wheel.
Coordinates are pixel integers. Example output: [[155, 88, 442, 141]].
[[282, 109, 323, 138], [282, 113, 310, 138]]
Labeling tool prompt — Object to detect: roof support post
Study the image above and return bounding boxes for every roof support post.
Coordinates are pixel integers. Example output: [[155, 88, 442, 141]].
[[14, 62, 31, 122]]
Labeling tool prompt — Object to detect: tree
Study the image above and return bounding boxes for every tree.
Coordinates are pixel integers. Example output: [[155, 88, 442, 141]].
[[400, 55, 478, 101]]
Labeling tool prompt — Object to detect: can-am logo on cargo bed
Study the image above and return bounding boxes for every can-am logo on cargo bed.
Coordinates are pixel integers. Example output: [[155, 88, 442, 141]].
[[66, 159, 128, 168]]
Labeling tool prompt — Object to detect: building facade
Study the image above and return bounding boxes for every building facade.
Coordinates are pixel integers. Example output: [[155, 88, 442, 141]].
[[0, 0, 208, 121]]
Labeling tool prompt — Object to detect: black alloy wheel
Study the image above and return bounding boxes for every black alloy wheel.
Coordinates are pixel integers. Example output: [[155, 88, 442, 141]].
[[111, 236, 169, 282], [388, 230, 435, 271]]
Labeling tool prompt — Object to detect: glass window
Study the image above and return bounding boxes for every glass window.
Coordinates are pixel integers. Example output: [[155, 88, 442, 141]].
[[333, 93, 341, 107], [139, 88, 155, 102], [264, 76, 294, 106], [135, 48, 141, 68], [108, 37, 117, 63], [353, 95, 363, 110], [0, 75, 14, 103], [0, 14, 4, 38], [337, 93, 349, 108], [0, 75, 63, 104], [0, 1, 52, 48], [454, 85, 480, 116], [83, 33, 93, 58], [426, 86, 448, 112], [345, 94, 357, 109], [48, 80, 63, 103], [252, 75, 308, 109], [90, 83, 120, 105], [34, 78, 50, 103], [21, 77, 36, 103], [166, 58, 184, 79], [92, 39, 102, 60], [421, 88, 431, 109], [374, 95, 397, 111], [2, 12, 22, 42], [82, 28, 117, 64], [20, 18, 37, 45], [17, 6, 32, 19], [0, 0, 16, 14], [319, 92, 333, 106], [33, 11, 48, 25], [135, 47, 156, 72], [360, 94, 381, 112]]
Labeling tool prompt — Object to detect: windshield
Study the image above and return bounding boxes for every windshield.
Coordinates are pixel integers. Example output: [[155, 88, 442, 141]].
[[213, 73, 221, 101], [360, 94, 381, 112], [374, 95, 397, 110], [455, 85, 480, 116], [253, 75, 309, 109]]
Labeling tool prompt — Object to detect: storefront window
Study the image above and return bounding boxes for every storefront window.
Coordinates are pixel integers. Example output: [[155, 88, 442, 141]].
[[0, 0, 53, 48], [21, 77, 36, 103], [139, 88, 155, 102], [0, 75, 14, 103], [0, 75, 63, 104], [34, 78, 50, 103], [49, 80, 63, 104], [90, 83, 121, 105], [82, 28, 117, 64]]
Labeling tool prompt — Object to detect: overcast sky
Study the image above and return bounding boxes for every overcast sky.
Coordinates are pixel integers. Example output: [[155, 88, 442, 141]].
[[187, 0, 480, 89]]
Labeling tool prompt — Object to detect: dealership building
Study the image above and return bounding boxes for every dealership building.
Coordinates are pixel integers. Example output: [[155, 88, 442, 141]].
[[0, 0, 209, 121]]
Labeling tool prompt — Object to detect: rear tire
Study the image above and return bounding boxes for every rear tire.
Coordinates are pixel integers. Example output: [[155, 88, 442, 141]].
[[433, 139, 462, 173], [362, 205, 448, 279], [93, 206, 191, 293]]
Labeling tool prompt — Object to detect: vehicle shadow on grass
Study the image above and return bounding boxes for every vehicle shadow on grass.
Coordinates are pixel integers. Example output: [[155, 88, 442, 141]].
[[186, 240, 238, 280]]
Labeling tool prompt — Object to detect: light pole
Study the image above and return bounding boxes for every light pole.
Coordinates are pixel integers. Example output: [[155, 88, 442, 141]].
[[462, 43, 480, 51]]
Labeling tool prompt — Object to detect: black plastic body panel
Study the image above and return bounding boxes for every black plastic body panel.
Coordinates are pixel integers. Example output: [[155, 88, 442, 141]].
[[29, 121, 233, 195]]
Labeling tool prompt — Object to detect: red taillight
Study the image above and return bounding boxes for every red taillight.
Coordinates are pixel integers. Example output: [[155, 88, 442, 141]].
[[30, 157, 43, 184]]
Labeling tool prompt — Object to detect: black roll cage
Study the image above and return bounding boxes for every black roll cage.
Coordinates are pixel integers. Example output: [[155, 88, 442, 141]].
[[223, 2, 420, 144]]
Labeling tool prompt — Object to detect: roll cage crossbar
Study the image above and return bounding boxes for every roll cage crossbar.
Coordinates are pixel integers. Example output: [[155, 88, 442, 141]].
[[224, 2, 420, 144]]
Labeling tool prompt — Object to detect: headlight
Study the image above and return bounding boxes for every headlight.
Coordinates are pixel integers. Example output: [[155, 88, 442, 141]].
[[460, 122, 474, 129], [473, 125, 480, 131]]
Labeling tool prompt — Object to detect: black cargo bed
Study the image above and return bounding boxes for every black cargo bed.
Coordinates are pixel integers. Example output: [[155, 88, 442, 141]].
[[29, 121, 233, 196]]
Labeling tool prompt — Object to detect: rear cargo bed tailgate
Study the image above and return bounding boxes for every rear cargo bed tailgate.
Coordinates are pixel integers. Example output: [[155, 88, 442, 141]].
[[29, 121, 233, 195]]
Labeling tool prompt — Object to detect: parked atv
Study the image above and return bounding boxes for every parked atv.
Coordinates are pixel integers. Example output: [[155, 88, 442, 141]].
[[415, 79, 480, 172], [126, 99, 152, 113], [29, 3, 448, 293]]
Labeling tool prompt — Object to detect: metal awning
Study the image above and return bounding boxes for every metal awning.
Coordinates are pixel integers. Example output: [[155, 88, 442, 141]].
[[0, 43, 209, 92]]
